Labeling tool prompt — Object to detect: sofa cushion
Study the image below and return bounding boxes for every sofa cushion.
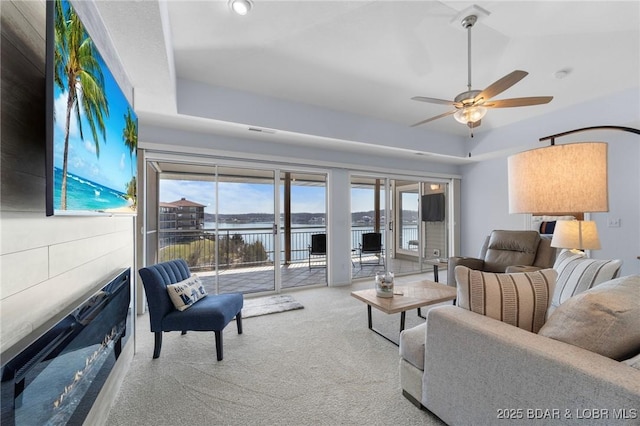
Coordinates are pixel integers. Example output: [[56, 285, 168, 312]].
[[455, 266, 556, 333], [166, 274, 208, 311], [539, 275, 640, 361], [550, 250, 623, 314], [399, 322, 426, 370]]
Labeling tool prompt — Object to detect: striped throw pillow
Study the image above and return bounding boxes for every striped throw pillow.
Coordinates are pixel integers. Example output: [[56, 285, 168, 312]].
[[550, 250, 623, 313], [455, 266, 557, 333]]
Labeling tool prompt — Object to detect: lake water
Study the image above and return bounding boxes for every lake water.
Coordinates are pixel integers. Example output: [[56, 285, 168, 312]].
[[204, 222, 418, 262]]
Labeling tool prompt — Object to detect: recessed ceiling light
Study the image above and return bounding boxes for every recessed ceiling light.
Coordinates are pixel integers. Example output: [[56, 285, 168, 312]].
[[229, 0, 253, 16]]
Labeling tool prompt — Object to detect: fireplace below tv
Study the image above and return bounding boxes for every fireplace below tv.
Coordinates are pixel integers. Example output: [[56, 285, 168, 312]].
[[0, 268, 131, 425]]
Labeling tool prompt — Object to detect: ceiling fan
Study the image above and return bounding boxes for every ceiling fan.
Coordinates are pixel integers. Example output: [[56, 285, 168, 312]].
[[411, 15, 553, 136]]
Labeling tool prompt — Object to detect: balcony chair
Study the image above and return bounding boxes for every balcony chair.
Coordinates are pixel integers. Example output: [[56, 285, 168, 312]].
[[308, 233, 327, 269], [359, 232, 384, 268], [139, 259, 243, 361], [446, 230, 556, 286]]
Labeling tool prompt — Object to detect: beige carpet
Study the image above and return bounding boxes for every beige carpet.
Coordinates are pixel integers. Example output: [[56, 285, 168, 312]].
[[106, 275, 448, 425]]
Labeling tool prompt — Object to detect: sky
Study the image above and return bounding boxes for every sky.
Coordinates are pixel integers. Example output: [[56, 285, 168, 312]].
[[53, 0, 136, 194], [159, 180, 378, 215]]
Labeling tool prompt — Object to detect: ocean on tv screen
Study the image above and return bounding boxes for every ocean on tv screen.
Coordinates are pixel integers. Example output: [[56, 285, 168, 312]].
[[54, 167, 131, 211]]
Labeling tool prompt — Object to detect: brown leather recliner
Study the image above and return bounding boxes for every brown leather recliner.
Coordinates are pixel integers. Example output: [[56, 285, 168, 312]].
[[446, 230, 557, 287]]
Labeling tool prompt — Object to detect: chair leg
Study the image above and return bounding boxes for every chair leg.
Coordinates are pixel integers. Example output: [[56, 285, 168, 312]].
[[236, 312, 243, 334], [215, 330, 223, 361], [153, 332, 162, 359]]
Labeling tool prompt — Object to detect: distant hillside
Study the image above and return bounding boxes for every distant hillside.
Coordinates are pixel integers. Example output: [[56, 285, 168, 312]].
[[203, 210, 415, 225]]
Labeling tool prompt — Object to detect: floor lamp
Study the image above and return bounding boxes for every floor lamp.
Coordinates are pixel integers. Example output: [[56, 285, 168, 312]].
[[508, 125, 639, 214], [508, 125, 640, 254], [507, 141, 609, 254], [507, 142, 608, 214]]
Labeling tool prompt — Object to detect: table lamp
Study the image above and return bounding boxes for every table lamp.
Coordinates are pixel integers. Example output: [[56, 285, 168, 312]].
[[550, 220, 601, 254]]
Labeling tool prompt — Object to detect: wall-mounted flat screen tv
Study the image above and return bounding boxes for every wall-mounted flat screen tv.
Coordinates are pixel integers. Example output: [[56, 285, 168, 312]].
[[421, 193, 445, 222], [46, 0, 137, 216]]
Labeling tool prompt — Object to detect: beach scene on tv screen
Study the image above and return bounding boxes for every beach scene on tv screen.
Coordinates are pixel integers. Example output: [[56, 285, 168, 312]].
[[53, 0, 137, 214]]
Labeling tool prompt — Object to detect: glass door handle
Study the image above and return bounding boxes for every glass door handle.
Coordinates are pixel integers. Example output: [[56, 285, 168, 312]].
[[273, 223, 278, 235]]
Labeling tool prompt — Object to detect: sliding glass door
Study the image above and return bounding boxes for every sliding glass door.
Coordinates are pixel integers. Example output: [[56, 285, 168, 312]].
[[395, 182, 421, 275], [396, 183, 419, 254], [145, 154, 451, 291], [215, 166, 277, 293], [351, 175, 390, 279], [147, 157, 327, 295], [395, 181, 449, 275], [279, 171, 328, 289], [350, 174, 449, 279], [420, 182, 448, 263], [155, 164, 279, 294]]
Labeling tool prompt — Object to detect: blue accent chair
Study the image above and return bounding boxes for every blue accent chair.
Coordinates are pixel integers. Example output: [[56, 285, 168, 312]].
[[139, 259, 243, 361]]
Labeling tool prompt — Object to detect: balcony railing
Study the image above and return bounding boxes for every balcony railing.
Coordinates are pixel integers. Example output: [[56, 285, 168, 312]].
[[158, 225, 399, 271]]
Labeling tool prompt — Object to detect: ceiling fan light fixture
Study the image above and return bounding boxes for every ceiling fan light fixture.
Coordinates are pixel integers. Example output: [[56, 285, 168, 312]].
[[229, 0, 253, 15], [410, 11, 552, 132], [454, 106, 487, 125]]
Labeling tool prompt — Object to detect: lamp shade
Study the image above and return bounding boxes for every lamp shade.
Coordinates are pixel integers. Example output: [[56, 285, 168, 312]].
[[551, 220, 601, 250], [508, 142, 608, 214]]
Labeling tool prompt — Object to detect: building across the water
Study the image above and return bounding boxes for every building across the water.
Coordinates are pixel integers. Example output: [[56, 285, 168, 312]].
[[159, 197, 206, 230]]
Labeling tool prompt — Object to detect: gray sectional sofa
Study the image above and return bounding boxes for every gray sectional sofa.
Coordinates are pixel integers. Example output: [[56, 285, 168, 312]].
[[399, 255, 640, 425]]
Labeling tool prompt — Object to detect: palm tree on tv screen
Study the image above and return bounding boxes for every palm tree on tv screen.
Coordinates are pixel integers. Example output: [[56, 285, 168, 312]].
[[123, 107, 138, 205], [54, 0, 109, 209], [123, 108, 137, 176]]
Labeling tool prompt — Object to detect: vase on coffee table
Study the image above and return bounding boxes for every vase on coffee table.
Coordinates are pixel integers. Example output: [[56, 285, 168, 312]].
[[375, 271, 394, 298]]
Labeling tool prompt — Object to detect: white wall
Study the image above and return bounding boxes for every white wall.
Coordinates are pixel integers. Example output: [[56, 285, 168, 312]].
[[176, 79, 469, 159], [458, 89, 640, 275]]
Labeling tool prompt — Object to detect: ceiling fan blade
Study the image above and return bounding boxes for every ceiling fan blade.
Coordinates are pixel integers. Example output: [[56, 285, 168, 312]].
[[474, 70, 528, 103], [484, 96, 553, 108], [410, 110, 457, 127], [411, 96, 459, 106]]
